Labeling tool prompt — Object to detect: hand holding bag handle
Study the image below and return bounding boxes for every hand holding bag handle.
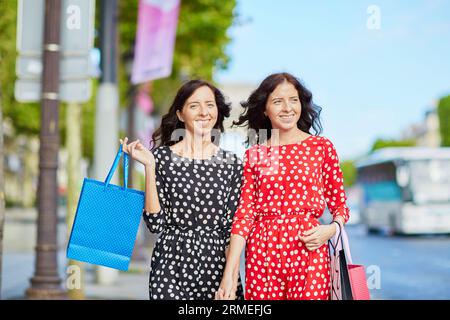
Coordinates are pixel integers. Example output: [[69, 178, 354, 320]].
[[104, 144, 129, 190]]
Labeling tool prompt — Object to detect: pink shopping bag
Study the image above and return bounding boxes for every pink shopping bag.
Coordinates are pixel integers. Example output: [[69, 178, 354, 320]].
[[328, 223, 370, 300]]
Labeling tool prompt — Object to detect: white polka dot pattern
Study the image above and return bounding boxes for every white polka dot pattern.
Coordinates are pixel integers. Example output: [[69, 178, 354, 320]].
[[142, 145, 244, 300], [231, 135, 350, 300]]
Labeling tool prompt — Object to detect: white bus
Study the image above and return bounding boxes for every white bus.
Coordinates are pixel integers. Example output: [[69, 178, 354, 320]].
[[356, 147, 450, 235]]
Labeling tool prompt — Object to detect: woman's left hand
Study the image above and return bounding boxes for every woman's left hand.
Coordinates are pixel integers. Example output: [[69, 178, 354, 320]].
[[299, 224, 336, 251]]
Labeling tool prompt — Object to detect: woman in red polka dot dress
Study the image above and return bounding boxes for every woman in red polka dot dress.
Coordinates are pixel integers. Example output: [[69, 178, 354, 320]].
[[216, 73, 350, 300]]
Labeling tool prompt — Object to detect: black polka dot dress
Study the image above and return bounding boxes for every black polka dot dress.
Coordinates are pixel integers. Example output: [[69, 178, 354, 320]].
[[142, 145, 245, 300]]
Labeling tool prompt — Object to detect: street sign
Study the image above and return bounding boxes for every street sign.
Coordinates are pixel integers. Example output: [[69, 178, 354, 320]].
[[16, 55, 96, 80], [16, 0, 44, 56], [15, 0, 96, 103], [17, 0, 96, 56], [15, 79, 92, 103]]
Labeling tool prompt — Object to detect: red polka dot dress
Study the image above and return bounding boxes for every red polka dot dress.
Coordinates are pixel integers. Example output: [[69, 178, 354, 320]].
[[231, 135, 350, 300]]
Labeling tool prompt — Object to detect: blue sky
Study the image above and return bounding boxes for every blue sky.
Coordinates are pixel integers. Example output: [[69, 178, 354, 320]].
[[215, 0, 450, 160]]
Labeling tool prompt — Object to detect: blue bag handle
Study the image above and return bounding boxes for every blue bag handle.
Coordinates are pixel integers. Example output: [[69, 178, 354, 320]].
[[104, 144, 128, 189]]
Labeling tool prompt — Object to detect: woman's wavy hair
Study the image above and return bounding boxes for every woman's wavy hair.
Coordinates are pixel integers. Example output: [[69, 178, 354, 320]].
[[233, 72, 323, 146], [150, 80, 231, 149]]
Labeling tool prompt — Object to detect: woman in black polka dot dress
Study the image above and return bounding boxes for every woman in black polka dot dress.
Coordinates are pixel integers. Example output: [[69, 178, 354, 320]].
[[120, 80, 244, 300]]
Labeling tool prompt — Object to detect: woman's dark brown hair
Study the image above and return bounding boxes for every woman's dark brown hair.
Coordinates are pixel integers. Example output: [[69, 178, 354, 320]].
[[150, 80, 231, 149], [233, 72, 323, 146]]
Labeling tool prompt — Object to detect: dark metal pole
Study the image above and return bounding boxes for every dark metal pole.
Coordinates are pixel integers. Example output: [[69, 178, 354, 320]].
[[100, 0, 118, 84], [126, 86, 136, 187], [26, 0, 66, 299]]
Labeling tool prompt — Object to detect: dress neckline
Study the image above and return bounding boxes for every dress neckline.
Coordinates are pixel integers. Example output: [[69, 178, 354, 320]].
[[262, 134, 315, 148], [167, 144, 222, 161]]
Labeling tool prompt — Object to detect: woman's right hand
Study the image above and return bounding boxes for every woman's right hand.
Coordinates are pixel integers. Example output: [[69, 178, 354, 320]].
[[119, 137, 155, 168], [215, 273, 237, 300]]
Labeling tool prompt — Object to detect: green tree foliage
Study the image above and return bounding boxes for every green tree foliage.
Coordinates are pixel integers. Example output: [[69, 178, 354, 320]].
[[437, 95, 450, 147], [60, 81, 97, 162], [0, 0, 41, 135], [370, 138, 416, 152], [118, 0, 238, 113], [340, 160, 356, 187]]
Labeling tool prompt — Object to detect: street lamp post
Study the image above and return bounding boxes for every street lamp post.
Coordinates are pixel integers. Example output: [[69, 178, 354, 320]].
[[25, 0, 67, 299], [124, 51, 136, 187], [94, 0, 120, 285]]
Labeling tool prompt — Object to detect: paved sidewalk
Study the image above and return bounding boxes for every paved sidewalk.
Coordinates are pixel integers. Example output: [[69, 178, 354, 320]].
[[84, 260, 150, 300], [2, 206, 155, 300], [2, 250, 152, 300]]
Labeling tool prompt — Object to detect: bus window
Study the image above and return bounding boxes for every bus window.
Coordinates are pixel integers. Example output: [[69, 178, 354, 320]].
[[409, 160, 450, 204]]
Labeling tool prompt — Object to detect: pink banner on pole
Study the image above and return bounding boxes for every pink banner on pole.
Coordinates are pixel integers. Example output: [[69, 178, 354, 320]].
[[131, 0, 180, 84]]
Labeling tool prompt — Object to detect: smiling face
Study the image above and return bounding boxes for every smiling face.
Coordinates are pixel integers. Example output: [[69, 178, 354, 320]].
[[264, 80, 301, 132], [176, 85, 219, 137]]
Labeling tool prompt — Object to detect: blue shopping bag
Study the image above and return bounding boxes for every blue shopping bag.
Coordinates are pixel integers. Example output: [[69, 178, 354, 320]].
[[67, 145, 145, 270]]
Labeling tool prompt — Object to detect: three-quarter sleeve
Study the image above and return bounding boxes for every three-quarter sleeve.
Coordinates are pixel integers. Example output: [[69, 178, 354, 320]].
[[222, 156, 244, 247], [142, 154, 168, 234], [322, 138, 350, 224], [231, 149, 258, 241]]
